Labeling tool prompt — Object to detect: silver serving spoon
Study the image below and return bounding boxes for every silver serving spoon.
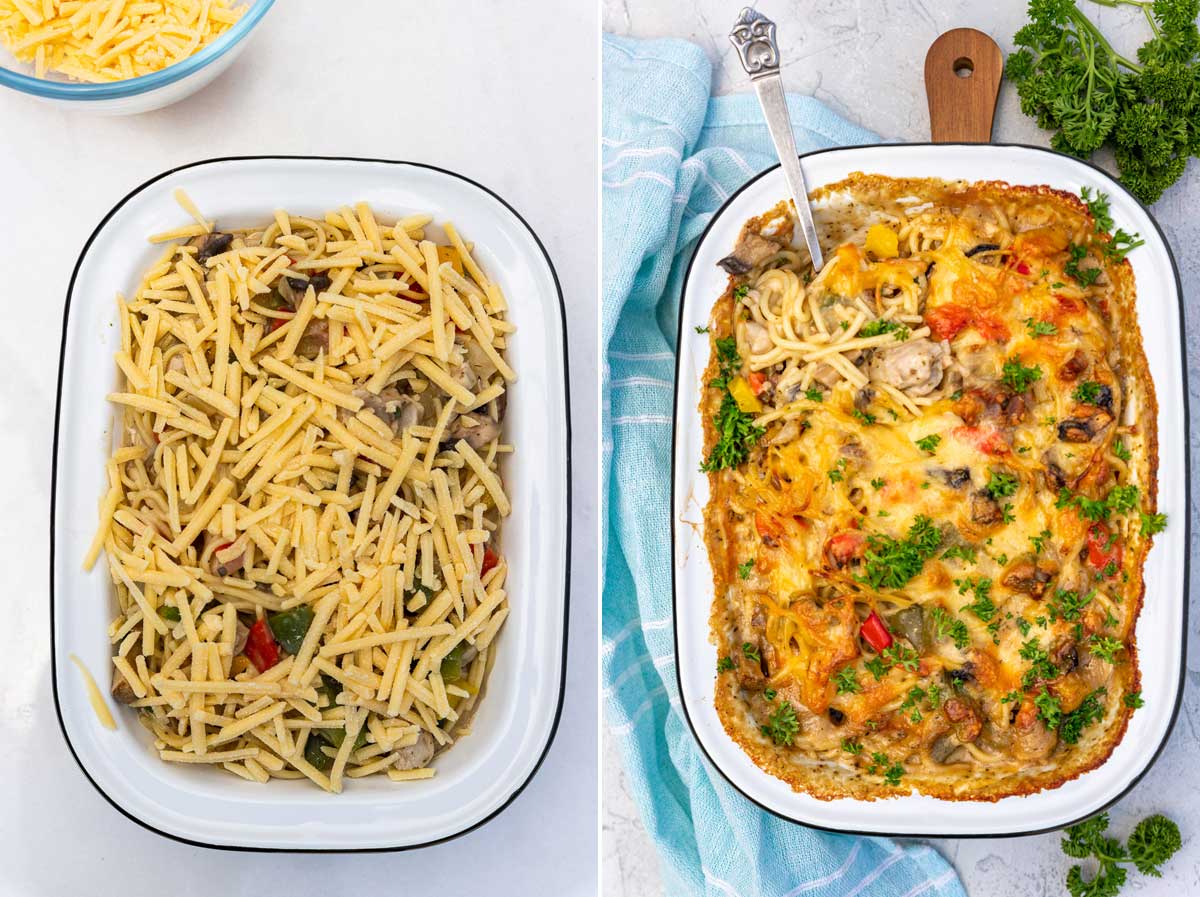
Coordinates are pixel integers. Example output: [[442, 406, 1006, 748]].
[[729, 8, 824, 271]]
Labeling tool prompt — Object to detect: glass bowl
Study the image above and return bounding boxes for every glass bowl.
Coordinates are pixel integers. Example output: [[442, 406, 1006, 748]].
[[0, 0, 274, 114]]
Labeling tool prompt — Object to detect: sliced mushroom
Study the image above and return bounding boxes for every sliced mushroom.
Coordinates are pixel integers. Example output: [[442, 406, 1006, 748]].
[[111, 667, 138, 705], [1002, 557, 1058, 598], [929, 734, 960, 764], [932, 467, 972, 489], [969, 490, 1003, 525], [189, 232, 233, 264], [868, 338, 946, 396], [208, 537, 245, 577], [964, 242, 1001, 258], [393, 730, 436, 771], [717, 227, 785, 275], [1057, 417, 1101, 443]]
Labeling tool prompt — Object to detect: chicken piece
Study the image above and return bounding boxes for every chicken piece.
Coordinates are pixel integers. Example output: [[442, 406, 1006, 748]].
[[394, 730, 436, 770], [352, 387, 423, 436], [868, 339, 947, 396], [1013, 699, 1058, 760], [445, 413, 502, 450]]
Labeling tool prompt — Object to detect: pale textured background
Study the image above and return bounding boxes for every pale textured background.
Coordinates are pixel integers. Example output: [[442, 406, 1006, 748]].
[[0, 2, 597, 895], [602, 2, 1200, 896]]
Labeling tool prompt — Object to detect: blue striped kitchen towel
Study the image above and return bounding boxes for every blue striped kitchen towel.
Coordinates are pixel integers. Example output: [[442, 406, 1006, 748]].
[[601, 33, 966, 897]]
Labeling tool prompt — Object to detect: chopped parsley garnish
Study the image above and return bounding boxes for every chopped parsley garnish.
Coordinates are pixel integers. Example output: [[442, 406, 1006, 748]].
[[960, 577, 996, 622], [763, 687, 777, 700], [1056, 484, 1141, 522], [834, 666, 861, 695], [915, 434, 941, 453], [1140, 512, 1168, 536], [804, 386, 824, 402], [841, 738, 863, 755], [1072, 381, 1105, 405], [742, 642, 761, 663], [855, 516, 942, 591], [881, 643, 920, 673], [1001, 503, 1016, 525], [827, 458, 848, 483], [717, 656, 735, 673], [1025, 317, 1058, 338], [985, 468, 1019, 499], [863, 656, 890, 681], [1112, 439, 1132, 462], [732, 284, 749, 300], [1030, 528, 1052, 554], [1020, 638, 1060, 689], [1048, 588, 1093, 623], [869, 477, 886, 491], [883, 762, 905, 786], [736, 559, 755, 580], [694, 325, 710, 334], [158, 605, 181, 623], [1034, 688, 1063, 730], [701, 338, 764, 472], [1059, 688, 1107, 745], [941, 544, 978, 564], [761, 701, 799, 746], [1065, 243, 1101, 287], [1088, 635, 1124, 664], [859, 319, 907, 339], [930, 606, 970, 650], [1016, 617, 1032, 637], [851, 408, 877, 426], [1124, 691, 1144, 709], [1002, 356, 1043, 393]]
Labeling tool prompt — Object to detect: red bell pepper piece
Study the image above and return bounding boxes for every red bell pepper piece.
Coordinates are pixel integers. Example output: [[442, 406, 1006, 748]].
[[860, 611, 893, 653], [244, 618, 279, 672], [746, 370, 766, 395], [1086, 523, 1122, 576], [481, 546, 499, 576]]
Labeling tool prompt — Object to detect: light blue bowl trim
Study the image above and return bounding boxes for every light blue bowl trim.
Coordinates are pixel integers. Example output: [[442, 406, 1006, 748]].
[[0, 0, 274, 101]]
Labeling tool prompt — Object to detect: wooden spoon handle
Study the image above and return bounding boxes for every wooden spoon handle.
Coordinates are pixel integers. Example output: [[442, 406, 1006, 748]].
[[924, 28, 1003, 143]]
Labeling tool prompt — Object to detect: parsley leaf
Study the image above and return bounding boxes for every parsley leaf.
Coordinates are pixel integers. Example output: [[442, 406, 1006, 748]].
[[1002, 356, 1043, 393], [1026, 317, 1058, 338], [915, 434, 941, 453], [855, 516, 943, 590], [833, 666, 861, 695], [761, 701, 799, 746]]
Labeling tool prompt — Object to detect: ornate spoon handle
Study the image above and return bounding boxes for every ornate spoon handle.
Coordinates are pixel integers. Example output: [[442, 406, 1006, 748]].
[[729, 8, 824, 271]]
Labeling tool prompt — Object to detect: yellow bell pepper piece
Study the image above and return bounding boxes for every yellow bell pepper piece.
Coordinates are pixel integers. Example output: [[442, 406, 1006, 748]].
[[865, 223, 900, 259], [729, 376, 763, 413]]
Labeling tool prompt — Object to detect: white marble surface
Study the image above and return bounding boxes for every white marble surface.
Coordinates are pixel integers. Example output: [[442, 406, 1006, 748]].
[[602, 2, 1200, 896], [0, 2, 597, 895]]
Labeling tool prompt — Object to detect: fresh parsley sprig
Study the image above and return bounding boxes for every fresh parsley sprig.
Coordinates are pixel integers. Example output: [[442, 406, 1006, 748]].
[[1060, 811, 1182, 897]]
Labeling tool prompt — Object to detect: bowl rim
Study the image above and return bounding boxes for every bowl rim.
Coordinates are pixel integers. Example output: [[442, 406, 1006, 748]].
[[669, 141, 1189, 838], [0, 0, 274, 100], [49, 154, 572, 852]]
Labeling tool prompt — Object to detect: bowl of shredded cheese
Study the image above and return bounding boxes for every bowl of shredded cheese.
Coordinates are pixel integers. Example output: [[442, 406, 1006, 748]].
[[0, 0, 274, 114]]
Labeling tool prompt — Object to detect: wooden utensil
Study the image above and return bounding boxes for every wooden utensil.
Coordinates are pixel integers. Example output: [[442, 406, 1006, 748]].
[[924, 28, 1003, 142]]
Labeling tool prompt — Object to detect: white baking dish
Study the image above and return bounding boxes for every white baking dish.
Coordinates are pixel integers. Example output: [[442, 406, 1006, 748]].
[[51, 156, 570, 850], [671, 143, 1187, 837]]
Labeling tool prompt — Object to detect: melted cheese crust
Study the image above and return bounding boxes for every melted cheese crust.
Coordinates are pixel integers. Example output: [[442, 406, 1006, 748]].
[[703, 175, 1159, 801]]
